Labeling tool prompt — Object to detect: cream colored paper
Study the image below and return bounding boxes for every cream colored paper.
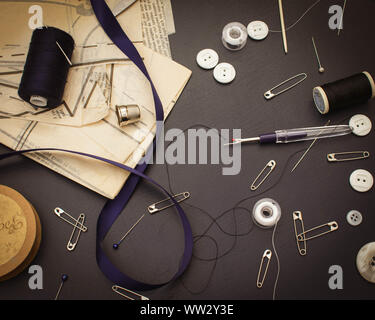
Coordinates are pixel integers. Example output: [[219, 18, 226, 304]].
[[0, 0, 142, 67], [140, 0, 171, 58], [0, 45, 191, 199], [0, 64, 110, 126]]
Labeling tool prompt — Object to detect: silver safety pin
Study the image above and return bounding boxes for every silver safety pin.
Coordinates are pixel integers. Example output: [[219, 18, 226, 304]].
[[293, 211, 307, 256], [148, 192, 190, 214], [112, 285, 149, 300], [54, 207, 87, 232], [257, 249, 272, 288], [67, 213, 85, 251], [297, 221, 338, 242], [327, 151, 370, 162], [250, 160, 276, 191], [264, 73, 307, 100]]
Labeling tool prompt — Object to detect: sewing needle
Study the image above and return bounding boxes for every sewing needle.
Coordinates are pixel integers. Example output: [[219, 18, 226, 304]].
[[291, 120, 330, 173], [338, 0, 347, 36]]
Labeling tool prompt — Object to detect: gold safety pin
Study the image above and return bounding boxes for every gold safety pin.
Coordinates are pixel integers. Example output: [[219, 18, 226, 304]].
[[112, 285, 149, 300], [327, 151, 370, 162], [256, 249, 272, 288], [148, 192, 190, 214], [293, 211, 307, 256], [264, 73, 307, 100], [54, 207, 87, 232], [297, 221, 338, 242], [250, 160, 276, 191], [67, 213, 85, 251]]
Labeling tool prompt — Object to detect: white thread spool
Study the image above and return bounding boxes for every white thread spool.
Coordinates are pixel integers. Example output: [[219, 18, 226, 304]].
[[252, 198, 281, 228], [222, 22, 247, 51]]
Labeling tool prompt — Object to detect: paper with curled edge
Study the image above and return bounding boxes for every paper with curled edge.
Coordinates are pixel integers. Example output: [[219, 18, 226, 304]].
[[0, 45, 192, 199]]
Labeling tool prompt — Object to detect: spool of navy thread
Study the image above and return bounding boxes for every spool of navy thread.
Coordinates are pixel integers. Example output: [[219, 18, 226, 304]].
[[313, 71, 375, 114], [18, 26, 74, 109]]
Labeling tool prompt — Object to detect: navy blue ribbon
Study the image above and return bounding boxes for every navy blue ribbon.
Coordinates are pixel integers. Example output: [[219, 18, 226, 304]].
[[0, 0, 193, 292]]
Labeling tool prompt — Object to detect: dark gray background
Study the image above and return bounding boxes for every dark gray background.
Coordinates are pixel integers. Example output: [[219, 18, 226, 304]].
[[0, 0, 374, 300]]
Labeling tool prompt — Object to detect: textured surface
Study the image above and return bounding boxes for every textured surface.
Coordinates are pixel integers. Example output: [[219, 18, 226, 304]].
[[0, 0, 375, 299]]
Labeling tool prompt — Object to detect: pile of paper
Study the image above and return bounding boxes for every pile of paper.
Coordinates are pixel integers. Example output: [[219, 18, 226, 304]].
[[0, 0, 191, 199]]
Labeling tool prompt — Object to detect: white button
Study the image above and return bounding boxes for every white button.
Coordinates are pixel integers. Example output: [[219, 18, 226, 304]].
[[349, 114, 372, 136], [247, 21, 269, 40], [346, 210, 363, 226], [349, 169, 374, 192], [196, 49, 219, 70], [213, 63, 236, 84]]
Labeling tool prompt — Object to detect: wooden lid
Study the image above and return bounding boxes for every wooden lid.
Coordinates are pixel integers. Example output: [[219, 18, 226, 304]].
[[0, 185, 42, 281]]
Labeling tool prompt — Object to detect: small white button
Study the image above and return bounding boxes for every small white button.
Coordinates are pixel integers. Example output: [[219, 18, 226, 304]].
[[213, 62, 236, 84], [196, 49, 219, 70], [349, 114, 372, 136], [346, 210, 363, 226], [247, 21, 269, 40], [349, 169, 374, 192]]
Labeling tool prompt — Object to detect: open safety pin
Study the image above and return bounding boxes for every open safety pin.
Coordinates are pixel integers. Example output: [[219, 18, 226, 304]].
[[293, 211, 307, 256], [257, 249, 272, 288], [67, 213, 85, 251], [297, 221, 338, 242], [112, 285, 149, 300], [54, 207, 87, 232], [148, 192, 190, 214], [250, 160, 276, 191], [327, 151, 370, 162], [264, 73, 307, 100]]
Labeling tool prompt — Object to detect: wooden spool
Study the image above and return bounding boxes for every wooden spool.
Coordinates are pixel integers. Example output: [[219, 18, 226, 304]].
[[0, 185, 42, 281]]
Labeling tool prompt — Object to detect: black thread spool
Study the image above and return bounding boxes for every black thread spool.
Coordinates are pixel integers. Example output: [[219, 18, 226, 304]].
[[18, 27, 74, 109], [313, 71, 375, 114]]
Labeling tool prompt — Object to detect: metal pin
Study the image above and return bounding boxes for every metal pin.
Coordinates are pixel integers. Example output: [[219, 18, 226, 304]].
[[113, 213, 145, 249], [56, 41, 72, 66], [257, 249, 272, 288], [250, 160, 276, 191], [112, 285, 149, 300], [113, 192, 190, 249], [278, 0, 288, 54], [54, 274, 68, 300], [54, 207, 87, 232], [67, 213, 85, 251], [291, 120, 331, 173], [148, 192, 190, 214], [312, 37, 324, 73], [264, 73, 307, 100], [327, 151, 370, 162], [297, 221, 338, 242], [293, 211, 307, 256]]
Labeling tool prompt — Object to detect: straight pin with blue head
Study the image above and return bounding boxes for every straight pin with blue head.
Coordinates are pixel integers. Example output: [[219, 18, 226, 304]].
[[54, 274, 68, 300], [113, 192, 190, 249]]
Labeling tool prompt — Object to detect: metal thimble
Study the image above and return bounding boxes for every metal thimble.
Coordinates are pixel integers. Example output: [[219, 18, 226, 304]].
[[116, 105, 141, 127]]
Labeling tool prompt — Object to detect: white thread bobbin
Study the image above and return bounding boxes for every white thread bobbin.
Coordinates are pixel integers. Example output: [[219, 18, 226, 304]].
[[222, 22, 247, 51], [252, 198, 281, 228]]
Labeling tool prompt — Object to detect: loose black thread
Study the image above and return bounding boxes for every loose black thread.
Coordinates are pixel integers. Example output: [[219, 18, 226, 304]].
[[162, 117, 350, 296], [18, 26, 74, 109]]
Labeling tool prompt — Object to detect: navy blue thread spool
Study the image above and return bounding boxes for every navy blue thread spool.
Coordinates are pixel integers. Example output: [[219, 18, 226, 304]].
[[313, 71, 375, 114], [18, 26, 74, 109]]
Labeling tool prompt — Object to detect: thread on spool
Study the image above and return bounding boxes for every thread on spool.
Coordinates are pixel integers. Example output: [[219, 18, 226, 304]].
[[222, 22, 247, 51], [313, 72, 375, 114], [18, 26, 75, 109]]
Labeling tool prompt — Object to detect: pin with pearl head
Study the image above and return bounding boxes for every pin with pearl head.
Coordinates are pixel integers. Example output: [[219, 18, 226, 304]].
[[312, 37, 325, 73]]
